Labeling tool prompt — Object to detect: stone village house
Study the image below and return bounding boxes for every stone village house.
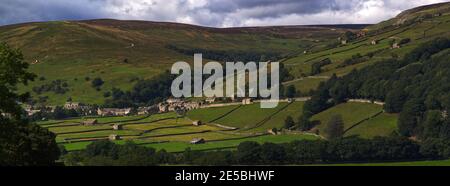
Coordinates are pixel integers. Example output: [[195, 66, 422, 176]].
[[97, 108, 132, 116]]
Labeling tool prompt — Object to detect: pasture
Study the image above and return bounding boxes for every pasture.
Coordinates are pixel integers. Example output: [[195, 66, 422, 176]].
[[311, 102, 384, 136], [41, 102, 314, 152], [40, 101, 397, 153]]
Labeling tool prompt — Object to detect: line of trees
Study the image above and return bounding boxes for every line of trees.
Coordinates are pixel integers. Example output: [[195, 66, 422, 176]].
[[32, 79, 70, 94], [311, 58, 332, 75], [61, 135, 450, 166], [103, 71, 175, 108], [103, 62, 294, 108]]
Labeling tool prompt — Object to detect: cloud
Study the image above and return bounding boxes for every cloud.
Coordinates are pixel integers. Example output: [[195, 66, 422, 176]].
[[0, 0, 448, 27]]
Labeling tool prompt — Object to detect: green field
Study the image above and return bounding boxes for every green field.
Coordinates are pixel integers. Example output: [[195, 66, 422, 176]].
[[45, 100, 398, 153], [345, 113, 398, 138], [311, 102, 383, 136], [246, 102, 305, 132], [38, 101, 321, 152], [283, 77, 328, 95], [63, 133, 319, 152], [214, 103, 289, 130], [186, 105, 240, 122]]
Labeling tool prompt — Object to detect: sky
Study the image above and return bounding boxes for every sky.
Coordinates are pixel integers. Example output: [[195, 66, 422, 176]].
[[0, 0, 449, 27]]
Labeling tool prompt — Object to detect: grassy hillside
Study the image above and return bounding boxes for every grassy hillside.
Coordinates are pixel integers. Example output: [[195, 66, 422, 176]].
[[344, 113, 398, 138], [0, 19, 353, 105], [311, 102, 383, 136], [283, 2, 450, 82], [186, 105, 241, 123], [213, 103, 289, 130], [246, 101, 305, 132]]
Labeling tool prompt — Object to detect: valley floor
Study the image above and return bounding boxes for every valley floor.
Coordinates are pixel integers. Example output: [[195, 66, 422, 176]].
[[40, 101, 397, 153]]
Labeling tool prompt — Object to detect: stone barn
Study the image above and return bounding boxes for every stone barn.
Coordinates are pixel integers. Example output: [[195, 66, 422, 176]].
[[371, 40, 378, 45], [112, 124, 122, 130], [192, 120, 202, 126], [109, 134, 120, 141], [190, 138, 205, 144], [392, 42, 401, 49], [242, 98, 253, 105]]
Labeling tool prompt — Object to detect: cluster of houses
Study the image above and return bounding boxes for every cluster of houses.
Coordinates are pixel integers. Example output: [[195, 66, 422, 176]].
[[64, 102, 95, 115], [22, 96, 256, 117], [158, 98, 203, 113], [23, 104, 56, 116], [97, 108, 132, 116]]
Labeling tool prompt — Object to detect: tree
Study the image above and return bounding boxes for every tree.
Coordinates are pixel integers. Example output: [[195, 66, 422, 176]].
[[422, 111, 443, 139], [0, 43, 59, 165], [91, 77, 104, 88], [297, 115, 312, 131], [420, 138, 450, 159], [343, 31, 357, 41], [260, 143, 286, 164], [398, 99, 424, 137], [399, 38, 411, 45], [53, 106, 68, 120], [284, 116, 295, 129], [384, 89, 407, 113], [324, 115, 345, 140], [235, 141, 261, 165], [285, 85, 296, 98]]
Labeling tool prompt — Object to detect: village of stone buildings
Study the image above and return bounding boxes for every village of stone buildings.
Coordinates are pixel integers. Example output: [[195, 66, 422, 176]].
[[23, 96, 390, 119], [22, 96, 261, 118]]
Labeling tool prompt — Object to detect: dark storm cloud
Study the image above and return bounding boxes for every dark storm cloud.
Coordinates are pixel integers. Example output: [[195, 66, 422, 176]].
[[0, 0, 107, 25], [0, 0, 448, 27], [204, 0, 345, 16]]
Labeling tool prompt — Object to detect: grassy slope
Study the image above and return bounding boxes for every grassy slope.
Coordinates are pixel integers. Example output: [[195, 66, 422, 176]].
[[247, 101, 305, 132], [311, 102, 383, 135], [0, 20, 350, 105], [214, 103, 288, 129], [345, 113, 398, 138], [186, 105, 240, 122], [283, 77, 327, 94], [283, 3, 450, 84]]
